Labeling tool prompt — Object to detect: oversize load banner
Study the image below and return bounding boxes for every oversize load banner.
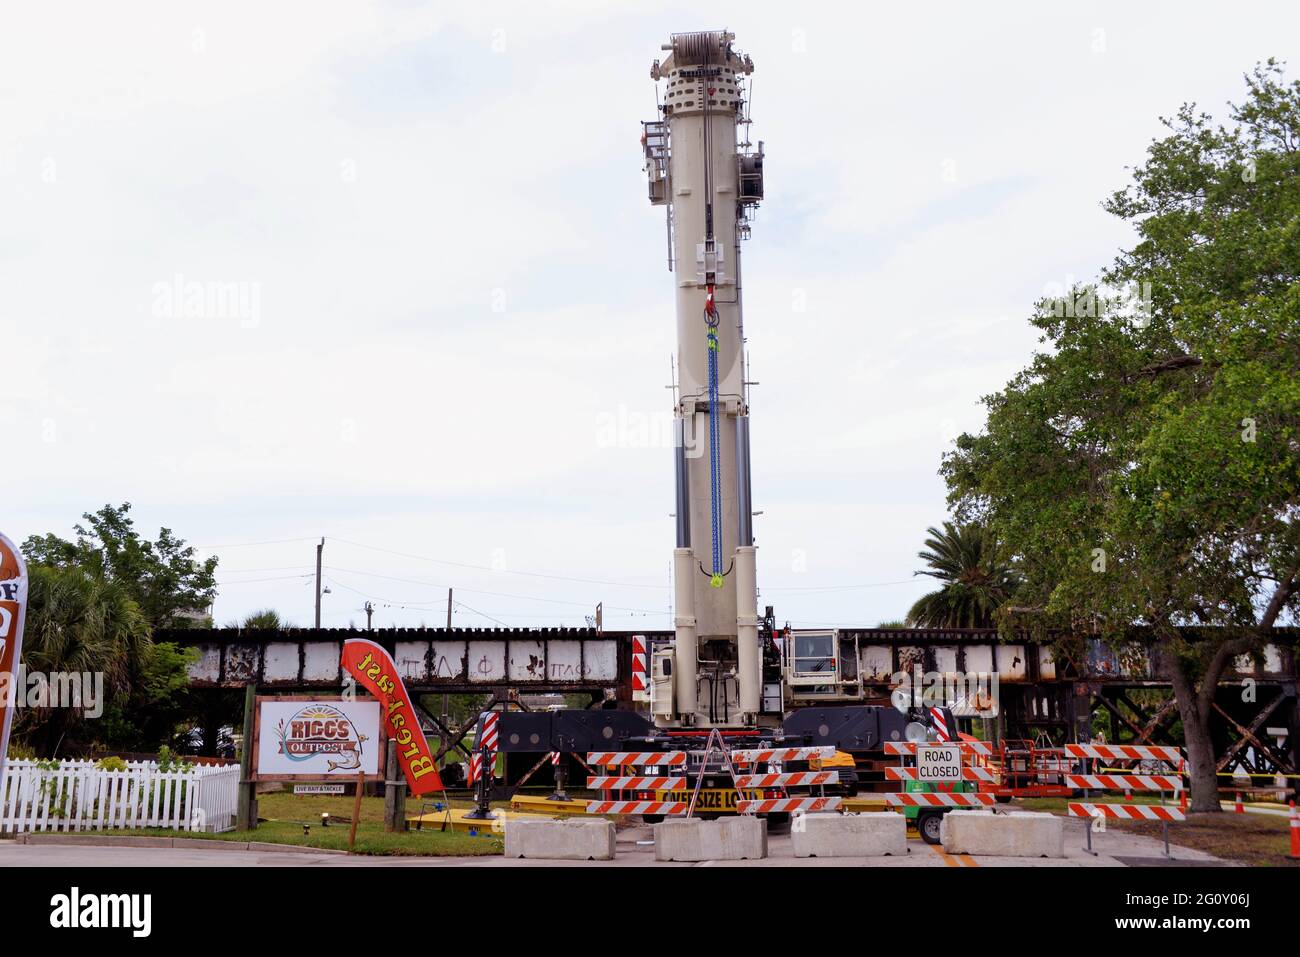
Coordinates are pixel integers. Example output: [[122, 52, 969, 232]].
[[341, 639, 444, 795], [0, 532, 28, 781]]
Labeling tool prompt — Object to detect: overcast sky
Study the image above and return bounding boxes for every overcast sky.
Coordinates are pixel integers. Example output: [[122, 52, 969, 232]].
[[3, 1, 1295, 631]]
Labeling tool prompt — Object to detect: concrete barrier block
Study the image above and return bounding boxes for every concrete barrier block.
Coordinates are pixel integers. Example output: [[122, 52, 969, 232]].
[[791, 812, 907, 857], [504, 819, 616, 861], [654, 816, 767, 861], [940, 810, 1064, 858]]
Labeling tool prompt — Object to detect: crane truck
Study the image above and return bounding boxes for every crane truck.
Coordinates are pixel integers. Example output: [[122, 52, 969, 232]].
[[470, 29, 957, 826]]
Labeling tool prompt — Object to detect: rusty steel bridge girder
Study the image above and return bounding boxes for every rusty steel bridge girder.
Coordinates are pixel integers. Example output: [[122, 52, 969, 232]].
[[166, 626, 633, 694], [162, 624, 1297, 693], [162, 625, 1298, 773]]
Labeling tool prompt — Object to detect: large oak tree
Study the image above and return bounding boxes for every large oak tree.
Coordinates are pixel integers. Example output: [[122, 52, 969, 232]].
[[943, 63, 1300, 811]]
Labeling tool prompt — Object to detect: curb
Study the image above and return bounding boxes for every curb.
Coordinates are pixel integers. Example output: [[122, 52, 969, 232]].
[[18, 834, 172, 848], [170, 838, 253, 851], [249, 841, 347, 855], [14, 833, 347, 855]]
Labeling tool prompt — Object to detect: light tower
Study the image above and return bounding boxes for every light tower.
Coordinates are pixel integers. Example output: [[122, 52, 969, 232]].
[[643, 31, 765, 726]]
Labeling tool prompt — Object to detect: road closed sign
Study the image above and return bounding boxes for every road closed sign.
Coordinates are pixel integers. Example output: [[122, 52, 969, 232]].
[[916, 744, 963, 783]]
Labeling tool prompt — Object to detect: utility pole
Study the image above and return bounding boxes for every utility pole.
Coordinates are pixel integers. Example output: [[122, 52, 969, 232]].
[[364, 601, 374, 630], [315, 537, 324, 629], [443, 588, 452, 733]]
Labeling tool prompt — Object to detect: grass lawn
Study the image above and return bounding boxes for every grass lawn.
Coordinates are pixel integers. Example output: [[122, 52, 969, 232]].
[[105, 792, 502, 857], [1012, 797, 1298, 867]]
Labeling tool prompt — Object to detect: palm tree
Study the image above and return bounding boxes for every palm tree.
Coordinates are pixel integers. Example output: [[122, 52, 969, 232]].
[[906, 522, 1018, 628], [18, 565, 151, 754], [240, 609, 287, 629]]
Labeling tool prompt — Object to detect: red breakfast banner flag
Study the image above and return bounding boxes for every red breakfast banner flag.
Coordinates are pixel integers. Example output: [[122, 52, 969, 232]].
[[0, 532, 29, 783], [340, 639, 444, 794]]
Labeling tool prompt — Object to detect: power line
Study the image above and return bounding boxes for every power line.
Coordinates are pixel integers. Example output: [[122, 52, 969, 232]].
[[202, 535, 915, 595], [197, 536, 321, 549], [323, 575, 444, 610], [213, 564, 317, 575], [763, 579, 917, 593], [328, 537, 670, 591], [321, 574, 672, 632], [200, 534, 909, 595], [324, 566, 665, 614], [215, 573, 315, 586], [452, 600, 508, 628]]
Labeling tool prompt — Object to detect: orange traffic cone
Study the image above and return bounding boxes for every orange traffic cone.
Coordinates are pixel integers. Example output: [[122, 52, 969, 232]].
[[1288, 801, 1299, 861], [1234, 792, 1244, 814], [1179, 788, 1187, 812]]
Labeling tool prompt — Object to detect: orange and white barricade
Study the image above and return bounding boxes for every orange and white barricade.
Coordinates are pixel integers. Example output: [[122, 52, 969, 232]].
[[733, 771, 838, 788], [1062, 743, 1182, 765], [630, 635, 650, 701], [586, 800, 686, 816], [929, 707, 952, 742], [884, 741, 993, 757], [886, 765, 999, 784], [469, 711, 499, 784], [584, 751, 692, 817], [1063, 773, 1183, 791], [879, 738, 996, 830], [587, 751, 687, 767], [1064, 744, 1187, 858], [1067, 802, 1184, 821], [586, 775, 687, 790], [737, 796, 841, 814], [584, 743, 842, 818], [730, 746, 836, 764], [884, 792, 996, 808]]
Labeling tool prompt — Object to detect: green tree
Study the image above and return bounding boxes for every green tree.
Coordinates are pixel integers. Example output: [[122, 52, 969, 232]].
[[239, 609, 290, 629], [16, 565, 151, 755], [20, 504, 220, 755], [943, 62, 1300, 811], [24, 502, 218, 628], [906, 522, 1018, 628], [95, 642, 201, 752]]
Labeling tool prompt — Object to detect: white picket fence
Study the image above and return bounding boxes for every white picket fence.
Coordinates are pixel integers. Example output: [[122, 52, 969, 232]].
[[0, 760, 239, 834]]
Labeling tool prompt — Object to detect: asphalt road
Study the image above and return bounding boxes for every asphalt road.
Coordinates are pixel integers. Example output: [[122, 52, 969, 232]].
[[0, 824, 1224, 867]]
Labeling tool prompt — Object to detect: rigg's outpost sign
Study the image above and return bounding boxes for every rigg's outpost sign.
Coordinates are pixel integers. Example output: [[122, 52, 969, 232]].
[[0, 532, 28, 781], [253, 698, 382, 781]]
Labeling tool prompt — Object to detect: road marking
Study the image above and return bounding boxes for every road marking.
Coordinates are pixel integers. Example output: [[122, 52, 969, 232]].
[[926, 841, 979, 868], [928, 842, 961, 867]]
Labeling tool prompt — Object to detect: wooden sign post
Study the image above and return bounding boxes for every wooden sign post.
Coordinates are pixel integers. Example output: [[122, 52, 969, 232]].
[[236, 684, 258, 831], [348, 768, 365, 853]]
